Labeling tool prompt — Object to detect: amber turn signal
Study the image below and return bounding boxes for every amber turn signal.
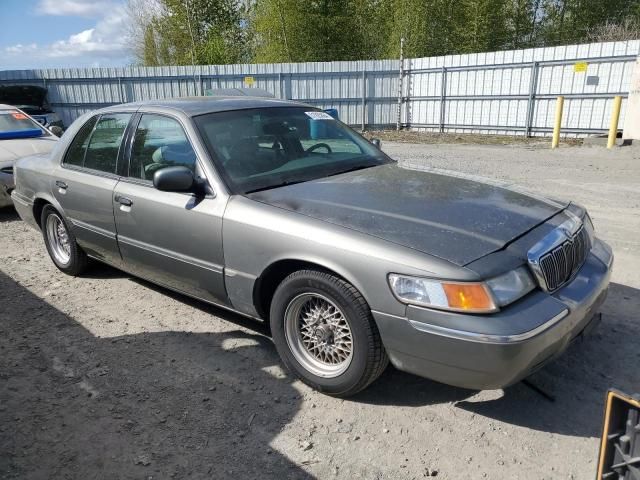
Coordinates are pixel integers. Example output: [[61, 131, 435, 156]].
[[442, 283, 496, 312]]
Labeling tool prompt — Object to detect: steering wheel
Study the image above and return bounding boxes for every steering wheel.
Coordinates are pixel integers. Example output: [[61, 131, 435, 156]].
[[306, 142, 332, 154]]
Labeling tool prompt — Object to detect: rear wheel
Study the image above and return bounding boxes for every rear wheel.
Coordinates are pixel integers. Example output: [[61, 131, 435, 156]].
[[41, 205, 88, 276], [270, 270, 388, 396]]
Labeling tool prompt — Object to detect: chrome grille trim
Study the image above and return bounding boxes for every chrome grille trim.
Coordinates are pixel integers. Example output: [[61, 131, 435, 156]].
[[527, 210, 592, 292], [528, 223, 591, 292]]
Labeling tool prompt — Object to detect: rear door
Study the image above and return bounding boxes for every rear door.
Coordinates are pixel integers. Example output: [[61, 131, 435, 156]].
[[53, 113, 131, 266], [112, 113, 228, 305]]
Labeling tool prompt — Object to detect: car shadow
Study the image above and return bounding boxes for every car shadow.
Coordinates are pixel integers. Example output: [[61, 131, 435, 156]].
[[82, 261, 640, 438], [0, 269, 315, 479], [89, 263, 640, 438], [0, 206, 19, 222], [128, 274, 273, 336]]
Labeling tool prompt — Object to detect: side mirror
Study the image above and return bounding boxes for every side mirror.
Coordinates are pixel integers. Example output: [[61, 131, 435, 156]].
[[153, 166, 196, 193], [49, 126, 63, 137], [371, 138, 382, 149]]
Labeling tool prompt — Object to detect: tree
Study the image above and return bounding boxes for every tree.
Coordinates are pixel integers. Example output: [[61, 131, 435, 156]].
[[128, 0, 248, 66], [537, 0, 640, 46], [506, 0, 542, 49], [126, 0, 640, 67], [252, 0, 388, 62], [587, 18, 640, 42], [384, 0, 511, 58], [457, 0, 511, 53], [126, 0, 165, 65], [385, 0, 457, 58]]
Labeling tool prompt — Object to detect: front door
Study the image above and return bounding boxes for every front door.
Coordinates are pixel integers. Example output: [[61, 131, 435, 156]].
[[112, 113, 228, 305], [53, 113, 131, 266]]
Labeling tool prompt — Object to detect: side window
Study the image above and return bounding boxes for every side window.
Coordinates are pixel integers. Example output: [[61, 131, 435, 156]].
[[83, 114, 131, 174], [63, 116, 98, 167], [129, 114, 197, 181]]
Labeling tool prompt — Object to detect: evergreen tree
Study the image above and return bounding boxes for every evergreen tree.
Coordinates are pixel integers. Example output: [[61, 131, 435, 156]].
[[457, 0, 511, 53], [252, 0, 388, 62], [127, 0, 640, 66], [507, 0, 542, 49]]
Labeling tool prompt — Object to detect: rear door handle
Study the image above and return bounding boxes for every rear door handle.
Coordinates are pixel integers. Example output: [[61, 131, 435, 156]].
[[55, 180, 68, 189], [115, 195, 133, 207]]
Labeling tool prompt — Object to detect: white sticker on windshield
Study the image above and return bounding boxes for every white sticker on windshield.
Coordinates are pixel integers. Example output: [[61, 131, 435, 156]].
[[305, 111, 334, 120]]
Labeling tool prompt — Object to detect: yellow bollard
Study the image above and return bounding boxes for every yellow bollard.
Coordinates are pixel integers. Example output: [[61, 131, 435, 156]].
[[607, 96, 622, 149], [551, 96, 564, 149]]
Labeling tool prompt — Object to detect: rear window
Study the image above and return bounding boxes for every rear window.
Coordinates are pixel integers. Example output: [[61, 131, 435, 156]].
[[84, 114, 131, 174], [63, 114, 131, 174], [63, 116, 98, 167], [0, 110, 48, 139]]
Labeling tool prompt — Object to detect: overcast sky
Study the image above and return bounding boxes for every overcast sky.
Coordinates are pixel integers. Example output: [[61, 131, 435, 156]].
[[0, 0, 132, 71]]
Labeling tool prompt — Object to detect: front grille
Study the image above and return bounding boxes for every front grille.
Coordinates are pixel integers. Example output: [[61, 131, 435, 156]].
[[537, 225, 590, 291]]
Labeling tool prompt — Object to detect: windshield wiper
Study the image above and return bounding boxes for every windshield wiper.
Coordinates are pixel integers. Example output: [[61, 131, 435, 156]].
[[325, 164, 375, 178], [245, 164, 377, 194], [245, 179, 307, 194]]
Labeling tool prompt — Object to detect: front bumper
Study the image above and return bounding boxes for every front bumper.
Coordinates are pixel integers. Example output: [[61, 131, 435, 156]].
[[373, 238, 613, 390]]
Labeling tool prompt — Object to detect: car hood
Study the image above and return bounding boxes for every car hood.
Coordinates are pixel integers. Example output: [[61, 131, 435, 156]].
[[248, 163, 568, 266], [0, 136, 58, 166]]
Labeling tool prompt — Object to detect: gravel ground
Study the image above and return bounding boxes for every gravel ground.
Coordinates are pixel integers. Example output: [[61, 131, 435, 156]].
[[1, 141, 639, 480]]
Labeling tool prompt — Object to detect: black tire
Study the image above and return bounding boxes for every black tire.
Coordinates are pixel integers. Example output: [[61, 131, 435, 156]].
[[270, 270, 388, 397], [40, 205, 88, 276]]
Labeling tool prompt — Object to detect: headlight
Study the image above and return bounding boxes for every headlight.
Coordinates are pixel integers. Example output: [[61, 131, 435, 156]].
[[389, 267, 535, 313], [485, 267, 536, 307], [388, 274, 497, 313]]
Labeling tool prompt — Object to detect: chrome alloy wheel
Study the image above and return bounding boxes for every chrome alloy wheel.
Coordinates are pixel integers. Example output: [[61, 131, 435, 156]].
[[284, 293, 353, 378], [46, 213, 71, 265]]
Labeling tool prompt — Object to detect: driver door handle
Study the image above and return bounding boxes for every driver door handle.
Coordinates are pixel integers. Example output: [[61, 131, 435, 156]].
[[55, 180, 68, 189], [115, 195, 133, 207]]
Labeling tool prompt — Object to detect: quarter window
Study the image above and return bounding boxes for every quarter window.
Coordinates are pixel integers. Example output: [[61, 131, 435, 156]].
[[63, 116, 98, 167], [129, 114, 197, 181], [83, 114, 131, 174]]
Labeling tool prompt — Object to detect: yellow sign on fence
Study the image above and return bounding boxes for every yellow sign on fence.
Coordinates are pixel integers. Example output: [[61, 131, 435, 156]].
[[574, 62, 588, 73], [243, 76, 255, 87]]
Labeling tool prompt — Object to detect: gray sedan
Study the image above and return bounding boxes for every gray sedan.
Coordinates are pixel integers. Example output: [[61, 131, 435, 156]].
[[12, 97, 613, 396]]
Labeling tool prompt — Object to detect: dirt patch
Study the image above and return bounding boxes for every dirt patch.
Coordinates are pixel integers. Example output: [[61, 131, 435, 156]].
[[364, 129, 583, 147]]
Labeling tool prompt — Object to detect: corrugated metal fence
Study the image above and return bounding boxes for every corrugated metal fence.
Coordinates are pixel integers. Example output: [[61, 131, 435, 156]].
[[407, 40, 640, 135], [1, 40, 638, 136]]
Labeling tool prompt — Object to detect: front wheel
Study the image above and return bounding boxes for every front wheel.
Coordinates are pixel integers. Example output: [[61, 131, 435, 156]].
[[270, 270, 388, 396], [41, 205, 88, 276]]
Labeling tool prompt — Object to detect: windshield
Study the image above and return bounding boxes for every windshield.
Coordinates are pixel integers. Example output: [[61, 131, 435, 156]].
[[0, 110, 48, 139], [194, 107, 392, 193]]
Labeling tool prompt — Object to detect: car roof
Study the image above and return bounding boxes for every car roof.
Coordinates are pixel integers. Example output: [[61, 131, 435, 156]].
[[102, 96, 309, 117]]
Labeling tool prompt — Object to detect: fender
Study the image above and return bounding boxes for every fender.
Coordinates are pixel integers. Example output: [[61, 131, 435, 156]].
[[33, 191, 69, 229]]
